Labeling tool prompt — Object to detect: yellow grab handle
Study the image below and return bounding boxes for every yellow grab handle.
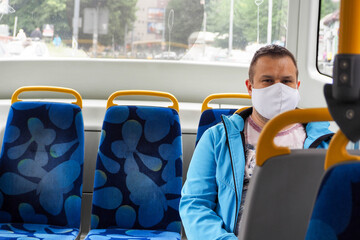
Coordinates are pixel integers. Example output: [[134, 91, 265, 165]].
[[107, 90, 179, 112], [256, 108, 332, 166], [11, 86, 82, 108], [235, 106, 250, 114], [201, 93, 251, 113], [325, 130, 360, 170]]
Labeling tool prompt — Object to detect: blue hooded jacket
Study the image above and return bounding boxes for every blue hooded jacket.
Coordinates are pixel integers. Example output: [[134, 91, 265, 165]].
[[180, 108, 334, 240]]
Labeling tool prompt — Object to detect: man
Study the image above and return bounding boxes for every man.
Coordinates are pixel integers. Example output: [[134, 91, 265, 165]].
[[30, 27, 42, 40], [179, 45, 333, 240], [53, 34, 62, 47], [16, 29, 26, 42]]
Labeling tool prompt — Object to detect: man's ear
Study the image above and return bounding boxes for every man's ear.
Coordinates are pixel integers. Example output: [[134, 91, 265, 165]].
[[297, 80, 301, 89], [245, 79, 252, 96]]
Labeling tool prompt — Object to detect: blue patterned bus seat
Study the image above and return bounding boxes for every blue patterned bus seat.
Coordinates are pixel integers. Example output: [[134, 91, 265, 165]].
[[85, 105, 182, 240], [0, 101, 84, 239], [306, 162, 360, 240], [196, 108, 237, 145]]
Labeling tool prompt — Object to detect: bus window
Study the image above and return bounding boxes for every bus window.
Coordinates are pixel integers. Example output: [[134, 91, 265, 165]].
[[317, 0, 340, 76], [0, 0, 288, 64]]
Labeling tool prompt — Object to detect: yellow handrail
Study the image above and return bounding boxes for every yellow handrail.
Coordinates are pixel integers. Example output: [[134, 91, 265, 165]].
[[11, 86, 82, 108], [235, 106, 250, 114], [256, 108, 332, 166], [324, 130, 360, 170], [321, 0, 360, 169], [338, 0, 360, 54], [201, 93, 251, 113], [106, 90, 179, 112]]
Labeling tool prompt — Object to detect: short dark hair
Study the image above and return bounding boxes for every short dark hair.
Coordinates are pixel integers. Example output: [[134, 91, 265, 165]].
[[248, 45, 298, 83]]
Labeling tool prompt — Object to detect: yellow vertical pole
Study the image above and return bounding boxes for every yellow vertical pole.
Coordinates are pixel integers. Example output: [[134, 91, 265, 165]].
[[338, 0, 360, 54], [325, 0, 360, 143]]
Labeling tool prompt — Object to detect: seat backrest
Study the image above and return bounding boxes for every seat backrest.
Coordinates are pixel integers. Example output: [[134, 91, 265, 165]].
[[197, 108, 237, 144], [90, 90, 182, 233], [306, 130, 360, 239], [0, 86, 84, 228], [196, 93, 250, 145], [238, 108, 333, 240], [240, 150, 327, 240]]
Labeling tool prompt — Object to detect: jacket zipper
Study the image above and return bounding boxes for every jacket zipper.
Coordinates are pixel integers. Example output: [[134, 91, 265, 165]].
[[221, 115, 238, 233]]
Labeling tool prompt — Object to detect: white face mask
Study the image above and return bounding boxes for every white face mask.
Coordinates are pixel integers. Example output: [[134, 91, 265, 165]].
[[251, 83, 300, 120]]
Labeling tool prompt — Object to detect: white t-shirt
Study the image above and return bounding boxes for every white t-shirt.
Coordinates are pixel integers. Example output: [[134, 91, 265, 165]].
[[235, 115, 306, 236]]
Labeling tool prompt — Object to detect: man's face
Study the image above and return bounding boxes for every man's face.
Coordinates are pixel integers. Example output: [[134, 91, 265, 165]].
[[246, 56, 299, 95]]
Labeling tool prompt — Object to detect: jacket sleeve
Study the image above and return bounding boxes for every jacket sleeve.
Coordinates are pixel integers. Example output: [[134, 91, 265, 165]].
[[180, 129, 237, 240]]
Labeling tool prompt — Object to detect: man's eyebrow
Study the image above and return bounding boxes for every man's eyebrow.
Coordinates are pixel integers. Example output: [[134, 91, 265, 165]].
[[260, 75, 274, 78], [259, 75, 295, 79], [282, 76, 295, 79]]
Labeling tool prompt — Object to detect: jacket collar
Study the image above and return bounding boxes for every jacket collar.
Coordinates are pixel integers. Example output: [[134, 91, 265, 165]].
[[237, 107, 252, 125], [220, 107, 253, 135], [304, 121, 334, 148], [233, 107, 333, 148]]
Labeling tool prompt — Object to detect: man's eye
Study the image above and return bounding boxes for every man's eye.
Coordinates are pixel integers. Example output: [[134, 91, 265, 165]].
[[263, 79, 272, 82]]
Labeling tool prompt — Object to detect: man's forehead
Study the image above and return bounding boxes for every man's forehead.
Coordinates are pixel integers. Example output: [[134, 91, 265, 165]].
[[254, 56, 296, 70], [255, 55, 294, 64], [252, 55, 298, 80]]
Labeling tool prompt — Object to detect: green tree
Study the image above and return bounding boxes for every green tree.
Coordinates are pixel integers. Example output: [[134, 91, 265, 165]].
[[271, 0, 288, 44], [165, 0, 204, 45], [100, 0, 136, 47], [3, 0, 70, 37], [206, 0, 288, 50], [320, 0, 339, 19], [3, 0, 136, 48]]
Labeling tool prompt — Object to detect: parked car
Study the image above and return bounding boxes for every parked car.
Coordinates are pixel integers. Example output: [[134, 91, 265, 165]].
[[154, 51, 177, 60]]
